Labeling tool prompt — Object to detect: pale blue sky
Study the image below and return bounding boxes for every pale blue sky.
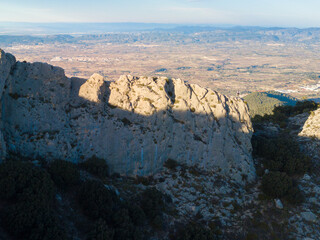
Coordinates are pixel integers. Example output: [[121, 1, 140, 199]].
[[0, 0, 319, 27]]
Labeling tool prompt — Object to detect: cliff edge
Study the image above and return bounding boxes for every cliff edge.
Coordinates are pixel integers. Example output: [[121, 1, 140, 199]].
[[0, 49, 255, 182]]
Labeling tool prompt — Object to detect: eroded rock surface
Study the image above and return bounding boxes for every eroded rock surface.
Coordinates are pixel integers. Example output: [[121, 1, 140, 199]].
[[0, 50, 16, 160], [0, 49, 255, 182], [299, 108, 320, 139]]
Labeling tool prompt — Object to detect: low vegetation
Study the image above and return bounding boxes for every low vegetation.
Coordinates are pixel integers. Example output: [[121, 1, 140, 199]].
[[77, 180, 118, 221], [261, 171, 293, 198], [253, 100, 318, 127], [252, 100, 315, 205], [252, 134, 311, 175], [87, 219, 115, 240], [243, 90, 297, 118], [79, 155, 109, 179], [48, 159, 81, 190], [0, 161, 67, 240], [164, 158, 180, 170], [139, 187, 171, 229], [171, 222, 219, 240], [253, 133, 309, 204], [0, 158, 176, 240]]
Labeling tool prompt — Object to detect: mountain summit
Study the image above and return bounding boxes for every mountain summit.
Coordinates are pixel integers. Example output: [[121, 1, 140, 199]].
[[0, 49, 255, 182]]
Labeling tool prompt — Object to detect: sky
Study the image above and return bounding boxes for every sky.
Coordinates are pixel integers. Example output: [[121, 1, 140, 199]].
[[0, 0, 319, 27]]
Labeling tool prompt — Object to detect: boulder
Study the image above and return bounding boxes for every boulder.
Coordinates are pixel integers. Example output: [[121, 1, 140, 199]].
[[274, 199, 283, 209], [301, 211, 317, 222]]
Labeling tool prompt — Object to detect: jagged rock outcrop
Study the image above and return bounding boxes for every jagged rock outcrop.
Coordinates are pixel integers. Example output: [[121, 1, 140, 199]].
[[299, 108, 320, 139], [0, 49, 255, 182]]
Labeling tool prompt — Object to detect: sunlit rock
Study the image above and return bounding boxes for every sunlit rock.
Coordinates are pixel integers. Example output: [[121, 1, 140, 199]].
[[0, 49, 255, 182]]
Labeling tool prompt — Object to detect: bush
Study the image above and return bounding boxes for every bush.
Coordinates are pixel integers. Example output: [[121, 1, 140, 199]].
[[0, 161, 56, 204], [138, 187, 171, 229], [112, 208, 139, 240], [48, 160, 80, 190], [127, 204, 146, 226], [139, 188, 168, 220], [252, 134, 311, 175], [284, 181, 304, 204], [261, 172, 293, 198], [80, 181, 149, 239], [77, 180, 119, 221], [80, 156, 109, 179], [5, 201, 67, 240], [87, 219, 114, 240], [134, 175, 154, 186], [164, 159, 179, 170], [174, 222, 217, 240], [87, 207, 145, 240], [0, 161, 67, 240]]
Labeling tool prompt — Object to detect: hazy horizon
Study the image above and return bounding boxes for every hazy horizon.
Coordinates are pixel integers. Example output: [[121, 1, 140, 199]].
[[0, 22, 319, 36], [1, 0, 320, 28]]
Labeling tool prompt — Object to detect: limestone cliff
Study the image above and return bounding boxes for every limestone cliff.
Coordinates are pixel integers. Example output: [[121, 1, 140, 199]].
[[299, 108, 320, 139], [0, 49, 255, 182], [0, 50, 16, 160]]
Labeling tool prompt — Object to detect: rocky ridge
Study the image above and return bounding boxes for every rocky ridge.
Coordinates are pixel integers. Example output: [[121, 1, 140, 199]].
[[0, 49, 255, 182]]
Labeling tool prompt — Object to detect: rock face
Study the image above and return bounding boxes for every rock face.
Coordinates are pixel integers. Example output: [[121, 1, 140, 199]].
[[0, 49, 255, 182], [299, 108, 320, 139], [0, 50, 16, 160]]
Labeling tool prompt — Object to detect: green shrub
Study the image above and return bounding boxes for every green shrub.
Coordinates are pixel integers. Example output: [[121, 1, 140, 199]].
[[112, 209, 132, 228], [77, 180, 118, 221], [138, 187, 171, 229], [245, 232, 259, 240], [87, 219, 114, 240], [0, 161, 67, 240], [127, 204, 146, 226], [110, 208, 145, 240], [261, 172, 293, 198], [82, 185, 147, 239], [284, 181, 304, 204], [164, 159, 179, 170], [112, 208, 137, 240], [252, 134, 311, 175], [174, 222, 217, 240], [48, 160, 80, 190], [5, 201, 67, 240], [4, 201, 41, 237], [139, 188, 168, 220], [134, 175, 154, 186], [80, 156, 109, 179], [0, 161, 55, 204]]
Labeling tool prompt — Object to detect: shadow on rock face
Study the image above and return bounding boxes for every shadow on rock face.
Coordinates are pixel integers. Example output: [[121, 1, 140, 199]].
[[0, 49, 255, 183]]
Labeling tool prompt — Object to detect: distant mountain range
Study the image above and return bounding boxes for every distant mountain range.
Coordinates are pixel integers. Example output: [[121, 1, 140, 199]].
[[0, 22, 183, 35], [1, 23, 320, 45]]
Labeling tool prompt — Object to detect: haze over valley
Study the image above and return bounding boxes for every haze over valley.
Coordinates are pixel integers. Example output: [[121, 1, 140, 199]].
[[2, 25, 320, 99]]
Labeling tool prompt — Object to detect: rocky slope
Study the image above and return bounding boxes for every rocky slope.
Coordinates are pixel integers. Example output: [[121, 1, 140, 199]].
[[0, 49, 255, 182]]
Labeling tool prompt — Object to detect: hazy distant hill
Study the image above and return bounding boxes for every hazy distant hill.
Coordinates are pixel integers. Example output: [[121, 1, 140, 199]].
[[244, 91, 298, 117], [0, 22, 181, 35], [1, 24, 320, 46]]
